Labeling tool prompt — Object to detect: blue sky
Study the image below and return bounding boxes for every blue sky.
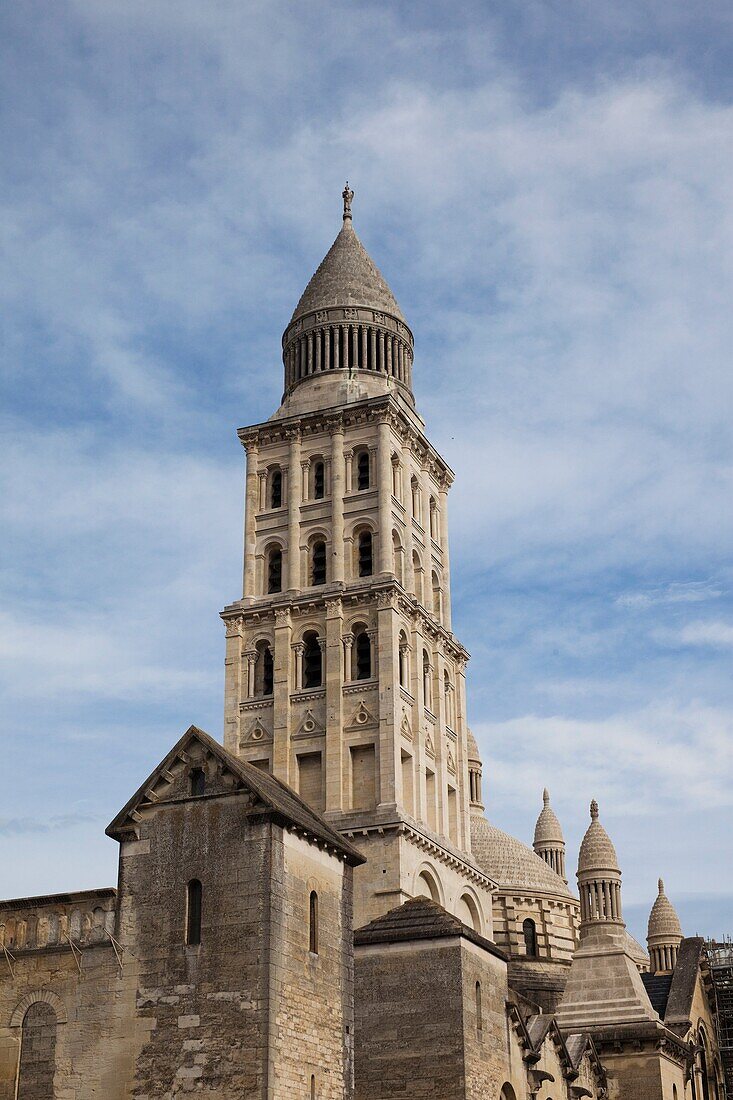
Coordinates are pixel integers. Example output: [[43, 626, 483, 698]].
[[1, 0, 732, 945]]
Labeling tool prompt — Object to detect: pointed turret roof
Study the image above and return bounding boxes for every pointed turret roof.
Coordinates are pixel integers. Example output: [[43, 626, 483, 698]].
[[647, 879, 683, 940], [578, 799, 620, 874], [290, 222, 405, 324], [533, 788, 564, 847]]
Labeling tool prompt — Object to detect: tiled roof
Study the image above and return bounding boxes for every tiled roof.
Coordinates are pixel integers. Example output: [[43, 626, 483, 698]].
[[641, 972, 674, 1017], [354, 896, 506, 959], [290, 221, 406, 323]]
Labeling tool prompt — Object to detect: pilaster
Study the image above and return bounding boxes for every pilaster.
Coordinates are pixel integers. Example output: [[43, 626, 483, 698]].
[[325, 597, 345, 810], [273, 609, 293, 783]]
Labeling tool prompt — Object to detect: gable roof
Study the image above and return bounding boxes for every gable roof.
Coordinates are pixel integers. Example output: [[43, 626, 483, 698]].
[[353, 895, 506, 960], [106, 725, 365, 866]]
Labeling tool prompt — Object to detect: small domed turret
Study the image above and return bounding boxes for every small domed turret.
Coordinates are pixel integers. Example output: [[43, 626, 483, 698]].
[[466, 729, 483, 810], [577, 800, 623, 935], [533, 789, 567, 882], [647, 878, 683, 974], [281, 185, 414, 409]]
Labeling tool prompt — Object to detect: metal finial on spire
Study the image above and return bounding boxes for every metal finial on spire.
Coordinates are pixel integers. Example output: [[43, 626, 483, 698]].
[[590, 799, 599, 820], [342, 180, 354, 221]]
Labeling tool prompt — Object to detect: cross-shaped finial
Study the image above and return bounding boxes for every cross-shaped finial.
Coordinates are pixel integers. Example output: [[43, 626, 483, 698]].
[[342, 181, 354, 220]]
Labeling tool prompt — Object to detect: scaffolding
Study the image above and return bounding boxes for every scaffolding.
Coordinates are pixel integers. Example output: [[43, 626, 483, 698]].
[[706, 938, 733, 1098]]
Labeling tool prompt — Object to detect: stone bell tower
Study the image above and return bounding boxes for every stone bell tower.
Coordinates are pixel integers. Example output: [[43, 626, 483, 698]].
[[220, 186, 494, 930]]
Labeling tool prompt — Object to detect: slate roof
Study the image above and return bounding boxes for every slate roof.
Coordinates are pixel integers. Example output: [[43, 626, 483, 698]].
[[353, 896, 506, 960], [641, 972, 674, 1017], [290, 220, 406, 324], [664, 937, 708, 1030], [470, 813, 574, 898], [106, 725, 365, 866]]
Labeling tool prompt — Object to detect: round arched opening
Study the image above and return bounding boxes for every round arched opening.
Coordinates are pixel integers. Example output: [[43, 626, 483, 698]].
[[456, 893, 481, 933], [415, 869, 440, 904]]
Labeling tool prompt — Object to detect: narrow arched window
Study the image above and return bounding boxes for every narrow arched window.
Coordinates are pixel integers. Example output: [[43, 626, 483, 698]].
[[358, 530, 373, 577], [255, 641, 274, 696], [267, 546, 282, 594], [475, 980, 482, 1033], [311, 1074, 316, 1100], [270, 469, 282, 509], [313, 461, 325, 500], [422, 650, 431, 708], [18, 1002, 57, 1099], [432, 571, 441, 619], [355, 632, 371, 680], [523, 917, 537, 957], [190, 768, 205, 797], [309, 890, 318, 954], [186, 880, 202, 945], [357, 450, 370, 490], [303, 632, 322, 689], [311, 540, 326, 586]]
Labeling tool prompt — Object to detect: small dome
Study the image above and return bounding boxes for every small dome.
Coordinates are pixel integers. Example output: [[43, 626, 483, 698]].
[[466, 728, 481, 765], [533, 788, 564, 847], [647, 879, 683, 940], [578, 800, 620, 875], [470, 814, 573, 899]]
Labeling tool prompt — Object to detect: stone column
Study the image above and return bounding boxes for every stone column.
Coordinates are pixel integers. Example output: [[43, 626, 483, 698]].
[[331, 422, 345, 582], [243, 439, 259, 600], [245, 649, 257, 698], [273, 610, 293, 783], [291, 641, 304, 692], [325, 598, 345, 810], [287, 430, 302, 592], [342, 632, 354, 682], [223, 616, 244, 754], [367, 627, 379, 678], [377, 419, 393, 575]]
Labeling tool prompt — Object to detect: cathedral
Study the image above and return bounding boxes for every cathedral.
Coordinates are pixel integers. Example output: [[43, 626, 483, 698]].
[[0, 186, 727, 1100]]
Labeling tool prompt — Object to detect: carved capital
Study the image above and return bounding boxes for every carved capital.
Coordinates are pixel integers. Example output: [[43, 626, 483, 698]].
[[274, 609, 291, 627], [225, 616, 244, 636], [325, 598, 343, 617]]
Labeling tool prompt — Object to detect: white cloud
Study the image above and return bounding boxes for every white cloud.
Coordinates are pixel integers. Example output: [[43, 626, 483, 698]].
[[656, 619, 733, 648]]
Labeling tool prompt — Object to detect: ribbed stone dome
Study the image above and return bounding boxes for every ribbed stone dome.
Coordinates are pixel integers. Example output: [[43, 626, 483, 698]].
[[281, 185, 414, 405], [466, 728, 481, 764], [290, 219, 406, 324], [647, 879, 683, 939], [533, 788, 564, 846], [578, 800, 620, 874], [470, 813, 573, 898]]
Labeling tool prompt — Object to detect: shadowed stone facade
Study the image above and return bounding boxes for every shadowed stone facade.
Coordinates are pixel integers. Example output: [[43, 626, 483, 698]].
[[0, 188, 726, 1099]]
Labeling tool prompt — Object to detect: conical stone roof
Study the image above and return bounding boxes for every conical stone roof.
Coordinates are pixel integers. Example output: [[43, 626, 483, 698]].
[[470, 813, 573, 899], [533, 788, 564, 846], [578, 799, 619, 874], [466, 727, 481, 765], [290, 218, 406, 324], [647, 879, 683, 940]]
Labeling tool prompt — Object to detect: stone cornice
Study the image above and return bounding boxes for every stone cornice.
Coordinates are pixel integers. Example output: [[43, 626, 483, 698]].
[[236, 395, 455, 489]]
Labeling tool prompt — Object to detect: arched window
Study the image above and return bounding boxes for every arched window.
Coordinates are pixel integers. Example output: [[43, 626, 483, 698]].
[[311, 540, 327, 586], [311, 1074, 316, 1100], [413, 550, 424, 604], [392, 530, 404, 585], [356, 449, 370, 490], [500, 1087, 518, 1100], [432, 571, 442, 619], [309, 891, 318, 954], [270, 468, 282, 509], [255, 641, 274, 696], [523, 918, 537, 957], [398, 631, 409, 688], [411, 476, 420, 519], [358, 530, 373, 577], [17, 1002, 57, 1099], [422, 650, 432, 708], [354, 631, 372, 680], [303, 632, 322, 689], [267, 546, 282, 593], [475, 980, 483, 1033], [313, 460, 325, 500], [429, 496, 439, 540], [186, 880, 202, 946], [444, 670, 454, 728], [190, 768, 205, 797]]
